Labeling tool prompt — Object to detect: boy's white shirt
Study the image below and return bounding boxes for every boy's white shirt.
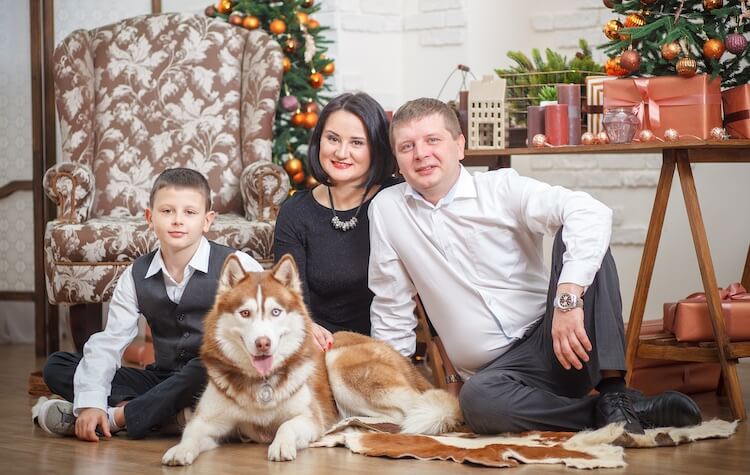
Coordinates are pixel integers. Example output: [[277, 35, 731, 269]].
[[72, 237, 263, 415]]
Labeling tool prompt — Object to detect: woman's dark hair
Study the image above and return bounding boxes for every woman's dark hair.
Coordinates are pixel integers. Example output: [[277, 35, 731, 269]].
[[308, 92, 395, 190]]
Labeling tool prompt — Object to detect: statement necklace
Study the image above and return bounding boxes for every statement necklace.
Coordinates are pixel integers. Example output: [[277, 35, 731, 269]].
[[328, 186, 368, 232]]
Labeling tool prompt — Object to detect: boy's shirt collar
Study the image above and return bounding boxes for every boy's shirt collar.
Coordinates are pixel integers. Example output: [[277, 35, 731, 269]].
[[145, 236, 211, 278]]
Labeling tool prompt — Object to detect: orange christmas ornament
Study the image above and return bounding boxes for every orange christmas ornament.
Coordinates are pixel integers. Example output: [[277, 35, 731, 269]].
[[296, 12, 309, 25], [284, 38, 298, 54], [302, 0, 314, 7], [307, 18, 320, 30], [243, 15, 260, 30], [228, 12, 244, 26], [322, 61, 335, 75], [269, 19, 287, 35], [284, 157, 304, 175], [309, 71, 324, 89], [660, 41, 681, 61], [676, 56, 698, 77], [624, 12, 646, 28], [292, 171, 306, 184], [303, 112, 319, 129], [703, 38, 725, 60], [216, 0, 233, 14], [305, 175, 320, 189], [291, 112, 306, 127], [603, 19, 623, 41], [302, 101, 319, 114], [282, 56, 292, 72], [605, 56, 628, 76]]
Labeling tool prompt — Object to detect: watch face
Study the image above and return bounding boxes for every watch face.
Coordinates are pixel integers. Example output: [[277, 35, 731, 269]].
[[559, 293, 574, 308]]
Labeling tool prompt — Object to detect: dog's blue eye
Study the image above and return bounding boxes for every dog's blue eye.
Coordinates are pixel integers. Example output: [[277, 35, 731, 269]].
[[271, 308, 282, 317], [239, 310, 251, 318]]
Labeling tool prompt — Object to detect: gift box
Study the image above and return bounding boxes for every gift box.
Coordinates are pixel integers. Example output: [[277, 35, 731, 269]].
[[584, 76, 617, 136], [629, 320, 721, 396], [722, 84, 750, 139], [663, 282, 750, 342], [603, 74, 722, 139]]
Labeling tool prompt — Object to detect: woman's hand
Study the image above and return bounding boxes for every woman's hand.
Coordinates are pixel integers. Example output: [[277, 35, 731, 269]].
[[312, 323, 334, 351]]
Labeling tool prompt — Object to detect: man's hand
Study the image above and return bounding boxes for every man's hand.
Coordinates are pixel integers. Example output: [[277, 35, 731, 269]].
[[551, 307, 592, 370], [75, 407, 110, 442], [311, 323, 334, 351]]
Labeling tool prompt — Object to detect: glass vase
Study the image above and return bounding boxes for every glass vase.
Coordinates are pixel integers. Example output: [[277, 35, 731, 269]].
[[602, 107, 640, 144]]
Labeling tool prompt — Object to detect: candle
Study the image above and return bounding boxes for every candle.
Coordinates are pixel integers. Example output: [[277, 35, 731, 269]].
[[544, 104, 569, 145], [557, 84, 581, 145], [527, 106, 545, 147]]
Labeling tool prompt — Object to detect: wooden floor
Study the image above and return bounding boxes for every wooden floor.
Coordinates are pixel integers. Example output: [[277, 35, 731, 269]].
[[2, 343, 748, 475]]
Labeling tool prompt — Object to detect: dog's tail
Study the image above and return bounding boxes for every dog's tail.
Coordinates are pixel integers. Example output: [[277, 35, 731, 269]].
[[401, 389, 463, 435]]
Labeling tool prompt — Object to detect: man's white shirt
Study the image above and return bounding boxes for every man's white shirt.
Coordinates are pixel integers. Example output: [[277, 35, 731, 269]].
[[368, 166, 612, 379], [72, 237, 263, 415]]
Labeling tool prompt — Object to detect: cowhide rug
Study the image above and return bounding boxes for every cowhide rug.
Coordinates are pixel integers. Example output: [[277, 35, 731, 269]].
[[311, 417, 737, 469]]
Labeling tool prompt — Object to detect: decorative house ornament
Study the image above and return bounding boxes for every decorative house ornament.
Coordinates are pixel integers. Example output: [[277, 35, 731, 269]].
[[468, 75, 507, 150]]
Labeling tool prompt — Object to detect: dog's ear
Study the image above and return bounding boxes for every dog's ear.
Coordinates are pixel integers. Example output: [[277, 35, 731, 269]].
[[271, 254, 301, 294], [219, 255, 246, 293]]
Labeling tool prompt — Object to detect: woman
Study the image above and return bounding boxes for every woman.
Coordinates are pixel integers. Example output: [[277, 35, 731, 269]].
[[273, 92, 399, 349]]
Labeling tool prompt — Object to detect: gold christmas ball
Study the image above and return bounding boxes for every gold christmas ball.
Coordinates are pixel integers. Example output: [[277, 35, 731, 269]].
[[309, 71, 324, 89], [624, 12, 646, 28], [269, 19, 287, 35], [291, 112, 306, 127], [302, 0, 315, 7], [638, 129, 655, 142], [284, 38, 299, 54], [531, 134, 547, 148], [703, 38, 725, 60], [664, 128, 679, 141], [703, 0, 723, 10], [605, 56, 628, 76], [322, 61, 335, 75], [243, 15, 260, 30], [302, 101, 319, 114], [283, 157, 304, 175], [304, 175, 320, 189], [216, 0, 233, 14], [296, 12, 309, 25], [603, 19, 623, 41], [597, 131, 610, 144], [288, 188, 297, 197], [581, 132, 596, 145], [282, 56, 292, 73], [710, 127, 728, 140], [661, 41, 681, 61], [620, 49, 641, 73], [307, 18, 321, 30], [676, 56, 698, 77], [228, 12, 244, 26], [303, 112, 319, 129], [291, 171, 306, 184]]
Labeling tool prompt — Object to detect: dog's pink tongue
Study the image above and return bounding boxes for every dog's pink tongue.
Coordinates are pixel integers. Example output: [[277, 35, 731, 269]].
[[252, 355, 273, 376]]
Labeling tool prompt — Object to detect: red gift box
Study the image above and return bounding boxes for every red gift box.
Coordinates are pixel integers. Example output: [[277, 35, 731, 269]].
[[722, 84, 750, 139], [603, 74, 722, 139], [663, 282, 750, 342]]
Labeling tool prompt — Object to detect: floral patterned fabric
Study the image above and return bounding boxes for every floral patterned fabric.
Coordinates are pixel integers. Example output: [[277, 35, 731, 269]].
[[45, 13, 285, 305]]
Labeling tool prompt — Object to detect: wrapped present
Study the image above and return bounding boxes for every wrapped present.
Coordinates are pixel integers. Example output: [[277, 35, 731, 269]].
[[603, 74, 722, 139], [663, 282, 750, 342], [722, 84, 750, 139], [584, 76, 617, 136]]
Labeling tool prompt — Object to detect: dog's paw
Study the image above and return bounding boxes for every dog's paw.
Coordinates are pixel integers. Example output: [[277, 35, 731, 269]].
[[162, 443, 199, 466], [267, 434, 297, 461]]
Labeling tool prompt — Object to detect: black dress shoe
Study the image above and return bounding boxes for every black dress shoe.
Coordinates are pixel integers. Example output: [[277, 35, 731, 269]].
[[632, 390, 702, 429], [595, 392, 645, 434]]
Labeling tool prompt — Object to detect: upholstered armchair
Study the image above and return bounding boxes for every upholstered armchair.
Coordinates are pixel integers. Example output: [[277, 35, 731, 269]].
[[43, 13, 289, 350]]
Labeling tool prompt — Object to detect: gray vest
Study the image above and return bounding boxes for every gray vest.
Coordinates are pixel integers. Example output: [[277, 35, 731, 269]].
[[132, 241, 234, 371]]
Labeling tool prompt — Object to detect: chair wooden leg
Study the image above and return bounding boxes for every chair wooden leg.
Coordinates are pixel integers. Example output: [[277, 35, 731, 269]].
[[69, 304, 103, 353]]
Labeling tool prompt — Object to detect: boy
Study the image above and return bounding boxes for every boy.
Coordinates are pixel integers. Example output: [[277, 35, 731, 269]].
[[368, 98, 701, 434], [35, 168, 263, 441]]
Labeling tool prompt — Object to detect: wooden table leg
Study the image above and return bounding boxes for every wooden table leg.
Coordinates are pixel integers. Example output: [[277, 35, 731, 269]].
[[625, 152, 676, 384], [676, 155, 746, 420]]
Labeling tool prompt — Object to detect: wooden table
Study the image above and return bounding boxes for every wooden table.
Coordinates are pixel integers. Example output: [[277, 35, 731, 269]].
[[464, 141, 750, 420]]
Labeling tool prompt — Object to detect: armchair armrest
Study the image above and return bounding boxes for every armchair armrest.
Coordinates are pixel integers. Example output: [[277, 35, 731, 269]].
[[43, 162, 95, 223], [240, 162, 290, 222]]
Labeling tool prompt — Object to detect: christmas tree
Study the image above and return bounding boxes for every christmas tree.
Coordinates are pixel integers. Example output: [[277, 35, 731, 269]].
[[600, 0, 750, 86], [206, 0, 334, 189]]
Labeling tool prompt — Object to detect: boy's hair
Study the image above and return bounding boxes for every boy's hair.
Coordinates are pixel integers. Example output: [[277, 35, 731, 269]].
[[149, 168, 212, 211], [389, 98, 462, 149], [308, 92, 395, 190]]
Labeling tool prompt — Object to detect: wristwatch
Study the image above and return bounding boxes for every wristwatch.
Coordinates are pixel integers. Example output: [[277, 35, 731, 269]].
[[553, 292, 584, 312]]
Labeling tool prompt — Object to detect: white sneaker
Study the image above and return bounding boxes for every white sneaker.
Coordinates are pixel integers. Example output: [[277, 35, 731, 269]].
[[34, 398, 76, 436]]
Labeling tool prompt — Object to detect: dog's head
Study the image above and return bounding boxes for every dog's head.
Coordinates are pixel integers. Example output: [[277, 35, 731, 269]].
[[203, 254, 311, 378]]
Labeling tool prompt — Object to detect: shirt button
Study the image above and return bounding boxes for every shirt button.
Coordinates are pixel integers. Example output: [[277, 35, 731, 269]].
[[177, 314, 185, 321], [183, 331, 190, 338], [179, 350, 186, 358]]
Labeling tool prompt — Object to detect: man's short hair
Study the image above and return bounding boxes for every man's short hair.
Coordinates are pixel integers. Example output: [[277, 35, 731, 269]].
[[149, 168, 212, 211], [389, 98, 462, 149]]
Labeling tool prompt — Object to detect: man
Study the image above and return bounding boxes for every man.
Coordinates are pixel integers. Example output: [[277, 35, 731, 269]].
[[367, 98, 701, 434]]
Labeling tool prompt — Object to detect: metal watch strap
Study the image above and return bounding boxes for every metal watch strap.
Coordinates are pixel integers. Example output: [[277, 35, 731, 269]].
[[446, 374, 462, 384]]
